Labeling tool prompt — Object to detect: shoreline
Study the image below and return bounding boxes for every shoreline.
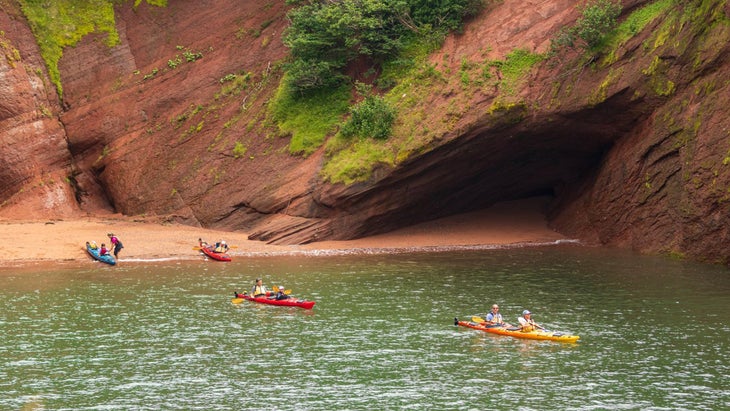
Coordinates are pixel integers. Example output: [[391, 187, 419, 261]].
[[0, 198, 571, 270]]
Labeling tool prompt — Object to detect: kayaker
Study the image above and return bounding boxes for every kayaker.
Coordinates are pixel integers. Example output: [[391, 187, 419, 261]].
[[274, 285, 291, 300], [250, 278, 268, 297], [107, 233, 124, 259], [99, 243, 110, 256], [518, 310, 545, 332], [214, 240, 229, 253], [485, 304, 512, 327]]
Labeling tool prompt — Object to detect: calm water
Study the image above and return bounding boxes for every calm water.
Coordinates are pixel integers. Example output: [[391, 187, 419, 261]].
[[1, 245, 728, 410]]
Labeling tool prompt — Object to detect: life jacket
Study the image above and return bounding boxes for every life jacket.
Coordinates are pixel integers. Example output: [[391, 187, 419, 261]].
[[487, 312, 503, 324], [519, 316, 536, 332]]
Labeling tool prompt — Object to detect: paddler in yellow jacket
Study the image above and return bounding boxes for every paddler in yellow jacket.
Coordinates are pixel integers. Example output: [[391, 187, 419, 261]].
[[517, 310, 546, 332], [250, 278, 268, 297]]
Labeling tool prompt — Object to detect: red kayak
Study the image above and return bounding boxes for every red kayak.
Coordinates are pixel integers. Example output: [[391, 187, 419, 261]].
[[232, 294, 315, 309], [201, 246, 231, 261]]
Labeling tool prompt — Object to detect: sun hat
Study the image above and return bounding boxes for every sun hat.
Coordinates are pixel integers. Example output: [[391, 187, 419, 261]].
[[522, 310, 531, 315]]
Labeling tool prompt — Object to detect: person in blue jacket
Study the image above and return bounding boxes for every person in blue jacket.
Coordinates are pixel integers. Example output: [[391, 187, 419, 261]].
[[485, 304, 512, 327]]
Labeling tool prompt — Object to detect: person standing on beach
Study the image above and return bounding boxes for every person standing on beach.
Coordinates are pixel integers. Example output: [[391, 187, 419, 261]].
[[107, 233, 124, 259]]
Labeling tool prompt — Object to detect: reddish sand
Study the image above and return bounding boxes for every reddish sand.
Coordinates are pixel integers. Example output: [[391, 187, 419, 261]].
[[0, 198, 568, 268]]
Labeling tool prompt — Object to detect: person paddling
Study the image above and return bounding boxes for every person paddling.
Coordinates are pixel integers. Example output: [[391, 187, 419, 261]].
[[273, 285, 291, 300], [215, 240, 229, 253], [485, 304, 512, 327], [518, 310, 546, 332], [250, 278, 268, 297]]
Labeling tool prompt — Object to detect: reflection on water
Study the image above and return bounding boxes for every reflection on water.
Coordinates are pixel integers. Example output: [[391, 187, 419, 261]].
[[0, 245, 728, 410]]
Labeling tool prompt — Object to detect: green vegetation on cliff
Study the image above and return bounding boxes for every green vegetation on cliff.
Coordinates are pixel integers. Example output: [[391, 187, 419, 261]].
[[273, 0, 487, 182], [19, 0, 165, 98], [282, 0, 484, 95], [268, 78, 351, 156]]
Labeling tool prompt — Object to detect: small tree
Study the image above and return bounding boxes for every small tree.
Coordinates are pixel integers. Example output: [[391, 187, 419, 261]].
[[550, 0, 622, 52], [573, 0, 622, 49]]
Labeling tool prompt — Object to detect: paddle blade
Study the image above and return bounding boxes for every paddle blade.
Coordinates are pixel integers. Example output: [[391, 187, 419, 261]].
[[284, 289, 292, 295], [472, 316, 486, 323], [272, 286, 279, 292], [192, 246, 202, 250], [231, 298, 244, 304]]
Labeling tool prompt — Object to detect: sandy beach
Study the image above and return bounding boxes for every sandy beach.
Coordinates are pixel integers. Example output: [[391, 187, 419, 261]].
[[0, 197, 569, 268]]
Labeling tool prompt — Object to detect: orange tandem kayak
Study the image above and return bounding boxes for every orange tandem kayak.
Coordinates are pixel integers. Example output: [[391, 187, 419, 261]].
[[455, 318, 580, 343]]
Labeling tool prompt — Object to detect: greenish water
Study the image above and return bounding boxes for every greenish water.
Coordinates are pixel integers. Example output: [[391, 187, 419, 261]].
[[1, 245, 728, 410]]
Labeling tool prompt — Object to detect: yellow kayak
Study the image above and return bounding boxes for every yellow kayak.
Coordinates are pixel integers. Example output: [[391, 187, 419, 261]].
[[455, 318, 580, 343]]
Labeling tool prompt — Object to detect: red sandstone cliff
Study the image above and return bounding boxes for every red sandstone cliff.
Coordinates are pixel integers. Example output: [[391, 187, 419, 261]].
[[0, 0, 728, 264]]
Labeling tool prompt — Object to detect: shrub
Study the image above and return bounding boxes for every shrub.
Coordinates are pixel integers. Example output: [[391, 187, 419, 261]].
[[550, 0, 622, 52], [340, 95, 396, 140], [573, 0, 622, 49], [283, 59, 347, 95], [232, 141, 247, 159]]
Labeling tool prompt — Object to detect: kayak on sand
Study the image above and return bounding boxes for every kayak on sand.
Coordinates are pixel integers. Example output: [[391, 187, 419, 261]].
[[231, 293, 316, 310], [200, 246, 231, 261], [85, 241, 116, 266], [454, 317, 579, 343]]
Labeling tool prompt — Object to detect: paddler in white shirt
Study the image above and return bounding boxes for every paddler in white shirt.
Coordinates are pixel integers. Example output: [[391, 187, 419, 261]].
[[517, 310, 546, 332]]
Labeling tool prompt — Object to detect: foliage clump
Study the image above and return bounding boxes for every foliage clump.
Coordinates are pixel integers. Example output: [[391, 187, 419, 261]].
[[283, 0, 485, 95], [268, 79, 352, 156], [552, 0, 622, 51], [272, 0, 486, 163], [340, 84, 396, 140]]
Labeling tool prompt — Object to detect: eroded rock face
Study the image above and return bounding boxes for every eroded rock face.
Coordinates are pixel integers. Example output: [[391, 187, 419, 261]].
[[549, 36, 730, 262], [0, 0, 728, 264], [0, 9, 79, 218]]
